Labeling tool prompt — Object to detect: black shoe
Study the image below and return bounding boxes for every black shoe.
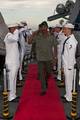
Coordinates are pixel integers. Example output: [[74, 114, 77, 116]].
[[40, 91, 46, 96], [17, 81, 23, 87], [57, 79, 61, 81], [10, 96, 20, 102], [62, 99, 71, 103], [57, 82, 65, 87], [61, 96, 66, 100], [61, 96, 71, 103], [61, 96, 67, 103]]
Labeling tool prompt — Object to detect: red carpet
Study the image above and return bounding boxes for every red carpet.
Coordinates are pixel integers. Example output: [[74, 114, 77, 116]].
[[14, 64, 67, 120]]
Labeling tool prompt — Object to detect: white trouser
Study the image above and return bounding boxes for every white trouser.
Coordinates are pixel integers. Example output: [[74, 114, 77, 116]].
[[19, 65, 23, 81], [57, 49, 61, 80], [19, 50, 24, 81], [7, 64, 19, 101], [64, 67, 74, 101], [57, 59, 61, 80]]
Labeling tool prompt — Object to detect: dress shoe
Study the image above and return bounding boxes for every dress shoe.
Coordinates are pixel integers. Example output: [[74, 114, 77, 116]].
[[57, 79, 61, 81], [10, 96, 20, 102], [61, 96, 71, 103], [57, 82, 65, 88], [62, 98, 71, 103], [61, 96, 66, 100], [17, 81, 23, 87]]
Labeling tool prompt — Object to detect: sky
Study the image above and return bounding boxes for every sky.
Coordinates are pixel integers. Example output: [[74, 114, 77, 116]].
[[0, 0, 75, 30]]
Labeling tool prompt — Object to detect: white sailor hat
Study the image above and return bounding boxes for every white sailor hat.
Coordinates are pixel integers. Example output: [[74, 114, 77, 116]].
[[8, 23, 18, 28], [21, 21, 26, 23], [64, 23, 74, 29], [18, 23, 24, 27], [20, 21, 27, 25], [61, 21, 67, 26], [55, 24, 62, 28]]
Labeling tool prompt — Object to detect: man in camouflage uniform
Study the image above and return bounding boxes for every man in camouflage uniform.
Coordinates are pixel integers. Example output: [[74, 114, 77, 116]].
[[29, 21, 57, 95]]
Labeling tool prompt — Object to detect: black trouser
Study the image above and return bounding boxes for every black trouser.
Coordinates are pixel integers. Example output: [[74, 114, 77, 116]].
[[38, 61, 52, 92]]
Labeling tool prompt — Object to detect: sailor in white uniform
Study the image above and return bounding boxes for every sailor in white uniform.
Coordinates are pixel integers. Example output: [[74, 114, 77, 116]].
[[55, 24, 66, 81], [17, 22, 32, 86], [17, 23, 26, 86], [4, 23, 20, 101], [62, 23, 78, 102]]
